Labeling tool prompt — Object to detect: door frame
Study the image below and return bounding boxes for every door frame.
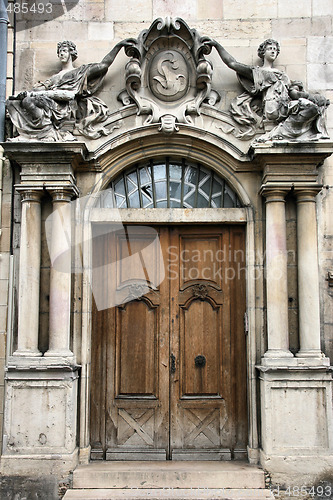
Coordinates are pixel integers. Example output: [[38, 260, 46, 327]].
[[77, 149, 259, 465], [89, 223, 248, 460], [79, 207, 258, 462]]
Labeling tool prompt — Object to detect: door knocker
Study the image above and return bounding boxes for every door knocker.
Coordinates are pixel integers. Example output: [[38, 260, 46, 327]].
[[195, 355, 206, 367]]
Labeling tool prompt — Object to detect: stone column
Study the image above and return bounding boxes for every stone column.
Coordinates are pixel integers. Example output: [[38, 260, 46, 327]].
[[296, 190, 323, 358], [45, 189, 73, 358], [14, 190, 42, 357], [264, 190, 293, 359]]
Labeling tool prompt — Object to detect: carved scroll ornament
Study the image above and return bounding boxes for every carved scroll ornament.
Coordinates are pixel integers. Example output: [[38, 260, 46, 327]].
[[119, 17, 219, 134]]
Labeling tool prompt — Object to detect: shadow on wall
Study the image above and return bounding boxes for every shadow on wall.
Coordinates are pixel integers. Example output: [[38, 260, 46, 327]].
[[0, 473, 72, 499], [8, 0, 80, 30]]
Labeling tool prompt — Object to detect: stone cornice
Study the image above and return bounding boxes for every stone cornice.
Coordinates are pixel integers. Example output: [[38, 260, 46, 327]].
[[1, 142, 86, 194], [251, 141, 333, 158], [255, 142, 333, 192], [1, 141, 89, 167]]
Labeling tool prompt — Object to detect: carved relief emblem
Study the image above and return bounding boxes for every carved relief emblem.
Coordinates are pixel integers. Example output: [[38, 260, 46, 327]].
[[149, 50, 189, 101], [120, 17, 219, 135]]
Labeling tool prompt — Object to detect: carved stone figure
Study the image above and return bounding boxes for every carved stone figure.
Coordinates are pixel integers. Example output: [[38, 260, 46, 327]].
[[6, 40, 132, 141], [208, 38, 330, 142]]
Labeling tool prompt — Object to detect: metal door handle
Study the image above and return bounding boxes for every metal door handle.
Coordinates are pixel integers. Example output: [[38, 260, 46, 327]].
[[195, 355, 206, 367], [170, 353, 176, 374]]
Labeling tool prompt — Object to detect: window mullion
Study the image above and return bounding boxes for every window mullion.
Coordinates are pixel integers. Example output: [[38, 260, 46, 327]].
[[166, 158, 170, 208], [221, 179, 225, 208], [209, 172, 214, 208], [137, 166, 143, 208], [150, 161, 157, 208], [181, 160, 185, 208], [194, 163, 200, 208], [123, 172, 129, 208]]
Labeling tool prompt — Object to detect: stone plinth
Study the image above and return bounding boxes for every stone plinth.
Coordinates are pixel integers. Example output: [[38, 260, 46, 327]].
[[1, 361, 79, 475], [258, 365, 333, 486]]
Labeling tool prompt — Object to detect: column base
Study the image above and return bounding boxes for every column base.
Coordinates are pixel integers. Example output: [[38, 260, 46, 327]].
[[12, 349, 42, 357], [0, 448, 79, 476], [247, 446, 260, 464], [260, 356, 331, 368], [264, 349, 294, 358], [296, 349, 325, 358], [3, 366, 79, 469], [44, 349, 74, 360], [79, 445, 91, 465]]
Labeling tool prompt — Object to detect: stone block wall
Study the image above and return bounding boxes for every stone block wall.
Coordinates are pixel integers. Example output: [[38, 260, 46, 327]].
[[0, 157, 12, 457], [10, 0, 333, 354], [1, 0, 333, 461]]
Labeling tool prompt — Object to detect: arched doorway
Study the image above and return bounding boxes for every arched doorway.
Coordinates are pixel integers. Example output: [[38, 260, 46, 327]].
[[89, 158, 248, 461]]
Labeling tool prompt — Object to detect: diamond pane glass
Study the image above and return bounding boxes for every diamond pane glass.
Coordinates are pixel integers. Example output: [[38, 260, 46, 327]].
[[153, 164, 166, 180], [101, 159, 242, 209], [169, 181, 181, 201], [128, 190, 140, 208], [170, 164, 182, 180]]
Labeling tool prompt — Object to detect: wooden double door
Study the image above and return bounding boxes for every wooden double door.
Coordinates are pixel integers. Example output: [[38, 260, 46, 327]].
[[90, 225, 247, 460]]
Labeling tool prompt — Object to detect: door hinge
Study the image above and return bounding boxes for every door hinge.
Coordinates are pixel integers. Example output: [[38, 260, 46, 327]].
[[244, 312, 249, 336]]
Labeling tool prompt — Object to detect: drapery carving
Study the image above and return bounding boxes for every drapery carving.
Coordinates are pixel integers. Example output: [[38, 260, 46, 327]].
[[5, 21, 330, 144]]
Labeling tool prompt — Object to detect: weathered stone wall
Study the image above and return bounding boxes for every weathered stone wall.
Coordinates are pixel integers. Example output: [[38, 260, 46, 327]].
[[0, 0, 332, 489], [9, 0, 332, 357]]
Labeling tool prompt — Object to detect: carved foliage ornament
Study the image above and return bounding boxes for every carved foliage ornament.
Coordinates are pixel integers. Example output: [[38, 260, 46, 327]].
[[119, 17, 220, 135], [192, 284, 209, 299]]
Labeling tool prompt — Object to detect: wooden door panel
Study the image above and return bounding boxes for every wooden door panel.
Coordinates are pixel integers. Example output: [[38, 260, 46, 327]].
[[116, 301, 158, 396], [170, 226, 247, 459], [116, 229, 163, 288], [91, 226, 169, 460], [90, 224, 247, 461], [179, 235, 223, 287], [172, 403, 232, 460], [181, 299, 222, 396]]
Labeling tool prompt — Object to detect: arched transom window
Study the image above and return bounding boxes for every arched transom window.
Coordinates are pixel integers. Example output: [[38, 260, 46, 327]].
[[98, 159, 242, 209]]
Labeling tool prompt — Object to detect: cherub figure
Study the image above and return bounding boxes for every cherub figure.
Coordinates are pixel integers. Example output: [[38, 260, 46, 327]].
[[208, 38, 330, 142], [7, 39, 133, 141]]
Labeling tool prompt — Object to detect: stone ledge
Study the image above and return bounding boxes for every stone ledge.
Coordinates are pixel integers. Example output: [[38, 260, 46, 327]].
[[0, 448, 79, 476], [6, 355, 80, 373], [63, 488, 275, 499], [0, 141, 88, 159], [256, 356, 332, 371], [251, 141, 333, 156]]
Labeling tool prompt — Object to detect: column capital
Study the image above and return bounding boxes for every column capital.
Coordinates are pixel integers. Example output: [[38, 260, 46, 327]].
[[48, 188, 76, 203], [261, 188, 288, 203], [295, 188, 320, 204], [16, 188, 43, 203]]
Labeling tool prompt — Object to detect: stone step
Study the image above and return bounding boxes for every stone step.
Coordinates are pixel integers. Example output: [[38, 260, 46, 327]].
[[63, 488, 275, 499], [72, 461, 266, 490]]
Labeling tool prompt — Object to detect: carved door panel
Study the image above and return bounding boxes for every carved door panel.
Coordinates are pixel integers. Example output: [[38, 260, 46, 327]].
[[169, 226, 248, 459], [90, 225, 247, 460], [90, 225, 170, 460]]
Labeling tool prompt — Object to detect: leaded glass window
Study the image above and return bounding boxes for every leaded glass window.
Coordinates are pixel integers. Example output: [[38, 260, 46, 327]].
[[98, 159, 242, 209]]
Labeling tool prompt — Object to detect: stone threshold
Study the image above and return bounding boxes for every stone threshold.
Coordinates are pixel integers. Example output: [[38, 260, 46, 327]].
[[63, 487, 274, 499], [73, 461, 265, 490]]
